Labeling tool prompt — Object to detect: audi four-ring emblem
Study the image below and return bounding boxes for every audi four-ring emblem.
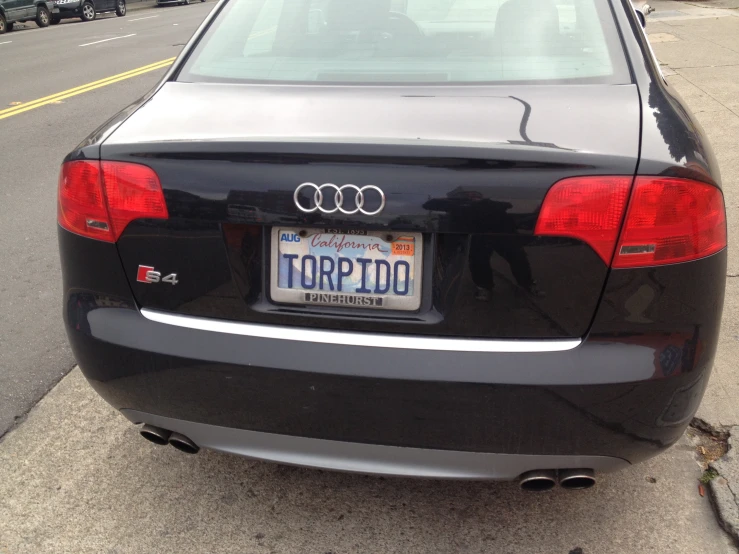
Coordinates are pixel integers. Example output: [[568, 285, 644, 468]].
[[293, 183, 386, 216]]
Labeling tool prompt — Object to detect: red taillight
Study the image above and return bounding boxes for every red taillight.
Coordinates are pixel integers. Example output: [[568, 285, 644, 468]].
[[613, 177, 726, 268], [534, 176, 632, 264], [535, 175, 726, 268], [58, 160, 168, 242], [58, 161, 111, 241]]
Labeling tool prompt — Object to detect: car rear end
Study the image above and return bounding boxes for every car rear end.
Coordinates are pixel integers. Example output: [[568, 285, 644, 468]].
[[58, 0, 726, 486], [53, 0, 82, 19]]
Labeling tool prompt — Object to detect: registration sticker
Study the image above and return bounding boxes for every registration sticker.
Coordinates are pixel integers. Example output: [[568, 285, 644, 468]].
[[391, 237, 415, 256]]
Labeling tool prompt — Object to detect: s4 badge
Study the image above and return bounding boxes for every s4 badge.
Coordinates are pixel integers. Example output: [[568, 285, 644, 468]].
[[136, 265, 178, 285]]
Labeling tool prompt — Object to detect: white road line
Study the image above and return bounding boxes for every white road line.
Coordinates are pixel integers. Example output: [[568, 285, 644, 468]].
[[79, 33, 136, 47], [128, 15, 159, 21], [0, 41, 12, 46]]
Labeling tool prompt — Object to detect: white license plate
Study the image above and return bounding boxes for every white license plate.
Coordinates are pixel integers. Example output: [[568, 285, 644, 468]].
[[270, 228, 422, 311]]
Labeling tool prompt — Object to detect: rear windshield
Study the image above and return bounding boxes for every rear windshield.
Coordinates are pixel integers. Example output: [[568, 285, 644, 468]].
[[178, 0, 630, 85]]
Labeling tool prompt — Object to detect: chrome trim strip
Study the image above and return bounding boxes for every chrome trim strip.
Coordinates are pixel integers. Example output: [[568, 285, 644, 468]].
[[140, 309, 581, 353]]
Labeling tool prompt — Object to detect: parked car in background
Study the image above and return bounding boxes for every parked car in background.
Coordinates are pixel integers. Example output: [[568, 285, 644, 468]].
[[51, 0, 125, 24], [0, 0, 57, 32]]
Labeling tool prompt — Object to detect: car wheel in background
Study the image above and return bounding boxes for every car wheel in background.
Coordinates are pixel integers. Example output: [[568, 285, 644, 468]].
[[116, 0, 126, 16], [36, 5, 51, 27], [0, 13, 7, 33], [80, 2, 96, 21]]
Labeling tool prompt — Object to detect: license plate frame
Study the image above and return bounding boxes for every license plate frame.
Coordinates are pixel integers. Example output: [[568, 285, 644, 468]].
[[270, 228, 423, 311]]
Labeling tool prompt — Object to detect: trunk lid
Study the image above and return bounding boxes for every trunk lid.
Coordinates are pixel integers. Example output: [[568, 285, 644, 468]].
[[105, 82, 640, 339]]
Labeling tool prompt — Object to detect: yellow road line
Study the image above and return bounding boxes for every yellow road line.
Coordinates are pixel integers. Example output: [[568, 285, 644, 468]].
[[0, 57, 176, 121], [0, 57, 175, 116]]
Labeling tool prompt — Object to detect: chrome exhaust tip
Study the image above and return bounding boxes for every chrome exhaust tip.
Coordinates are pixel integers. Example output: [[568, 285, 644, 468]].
[[140, 424, 171, 446], [559, 468, 596, 490], [519, 470, 557, 492], [168, 432, 200, 454]]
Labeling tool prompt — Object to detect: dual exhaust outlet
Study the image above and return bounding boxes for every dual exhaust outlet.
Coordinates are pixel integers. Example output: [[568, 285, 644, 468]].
[[140, 424, 199, 454], [519, 469, 595, 491]]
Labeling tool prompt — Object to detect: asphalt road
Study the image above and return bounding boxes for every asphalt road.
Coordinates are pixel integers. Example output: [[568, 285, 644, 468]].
[[0, 2, 214, 438]]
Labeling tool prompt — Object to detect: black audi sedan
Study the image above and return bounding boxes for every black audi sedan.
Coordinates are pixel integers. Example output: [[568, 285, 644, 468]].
[[58, 0, 726, 491]]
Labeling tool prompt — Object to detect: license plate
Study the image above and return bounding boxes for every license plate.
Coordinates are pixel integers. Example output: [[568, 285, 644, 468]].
[[270, 228, 422, 311]]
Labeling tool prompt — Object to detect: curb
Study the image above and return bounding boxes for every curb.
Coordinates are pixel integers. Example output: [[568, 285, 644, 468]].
[[126, 0, 159, 12], [709, 426, 739, 546]]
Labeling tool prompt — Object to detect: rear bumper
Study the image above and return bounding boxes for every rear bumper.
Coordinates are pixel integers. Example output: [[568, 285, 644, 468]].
[[55, 2, 82, 16], [69, 304, 713, 469], [123, 409, 628, 479]]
